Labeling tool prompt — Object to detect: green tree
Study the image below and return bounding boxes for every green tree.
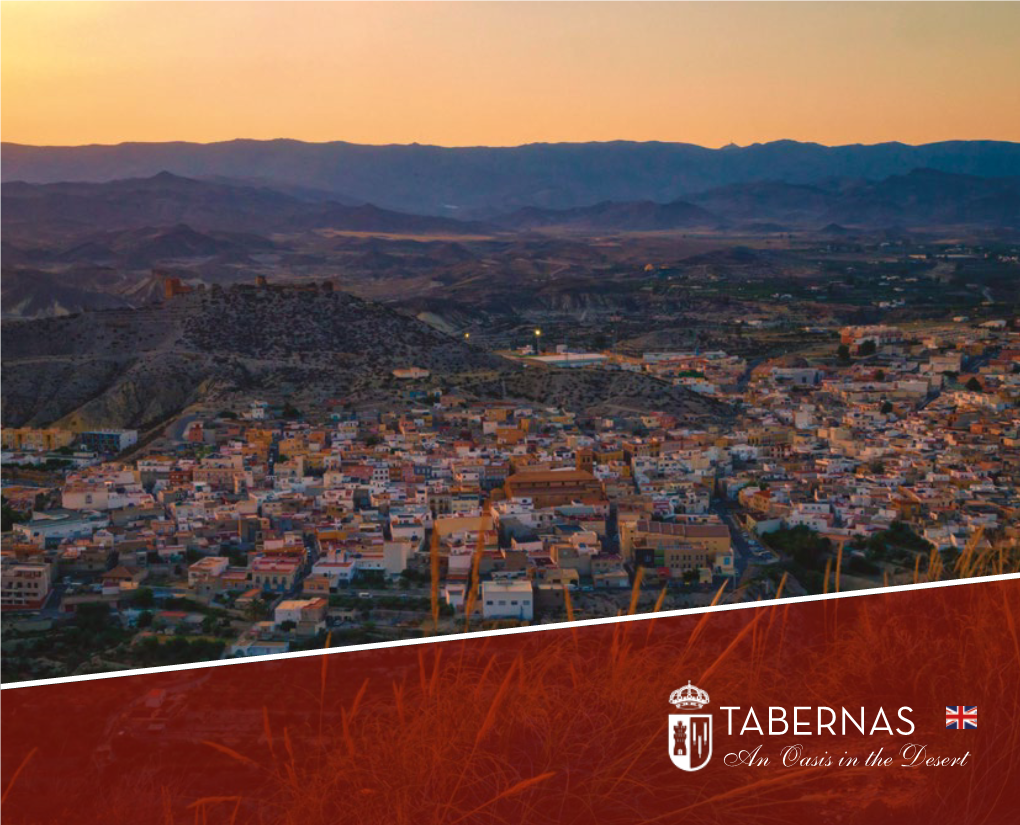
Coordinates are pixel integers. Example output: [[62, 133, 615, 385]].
[[965, 377, 983, 392], [244, 599, 267, 623], [76, 602, 112, 633], [133, 587, 155, 608], [762, 525, 832, 570], [1, 497, 29, 532]]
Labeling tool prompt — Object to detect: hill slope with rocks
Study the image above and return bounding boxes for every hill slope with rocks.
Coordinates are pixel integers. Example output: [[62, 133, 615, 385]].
[[0, 285, 502, 430], [2, 284, 728, 430]]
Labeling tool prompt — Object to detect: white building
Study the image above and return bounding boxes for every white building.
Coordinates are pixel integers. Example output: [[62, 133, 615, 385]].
[[481, 578, 533, 621]]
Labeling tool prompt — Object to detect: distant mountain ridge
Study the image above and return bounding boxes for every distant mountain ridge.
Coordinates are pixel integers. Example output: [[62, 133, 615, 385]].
[[6, 169, 1017, 251], [498, 169, 1020, 231], [1, 172, 487, 243], [4, 138, 1019, 215], [496, 199, 719, 231]]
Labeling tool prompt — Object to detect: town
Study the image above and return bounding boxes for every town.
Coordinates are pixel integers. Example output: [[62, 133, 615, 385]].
[[3, 314, 1018, 682]]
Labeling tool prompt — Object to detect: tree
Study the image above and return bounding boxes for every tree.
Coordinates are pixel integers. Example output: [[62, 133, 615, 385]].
[[859, 340, 877, 356], [244, 599, 267, 623], [1, 497, 29, 532], [76, 602, 112, 633], [137, 610, 154, 628], [279, 620, 297, 632], [965, 377, 983, 392], [133, 587, 155, 608], [762, 525, 832, 570], [836, 344, 851, 363], [880, 401, 894, 415]]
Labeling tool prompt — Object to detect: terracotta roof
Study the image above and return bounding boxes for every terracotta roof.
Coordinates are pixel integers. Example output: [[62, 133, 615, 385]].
[[635, 520, 730, 538], [506, 470, 597, 484]]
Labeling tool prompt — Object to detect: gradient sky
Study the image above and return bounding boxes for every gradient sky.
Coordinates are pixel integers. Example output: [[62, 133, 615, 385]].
[[2, 1, 1019, 148]]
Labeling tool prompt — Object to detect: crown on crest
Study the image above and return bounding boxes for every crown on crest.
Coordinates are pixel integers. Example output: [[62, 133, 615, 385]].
[[669, 681, 710, 710]]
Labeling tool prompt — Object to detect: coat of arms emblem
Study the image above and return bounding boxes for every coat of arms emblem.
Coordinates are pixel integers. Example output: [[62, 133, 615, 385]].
[[668, 681, 712, 771]]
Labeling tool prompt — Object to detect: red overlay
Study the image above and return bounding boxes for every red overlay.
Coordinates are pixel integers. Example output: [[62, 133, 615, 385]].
[[3, 579, 1018, 824]]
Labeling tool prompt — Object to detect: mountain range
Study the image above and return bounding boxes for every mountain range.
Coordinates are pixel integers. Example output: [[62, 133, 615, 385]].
[[1, 172, 482, 245], [4, 166, 1018, 320], [4, 138, 1019, 215], [5, 168, 1019, 249]]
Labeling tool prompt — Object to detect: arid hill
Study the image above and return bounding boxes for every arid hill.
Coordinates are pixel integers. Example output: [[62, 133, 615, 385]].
[[0, 284, 502, 430], [1, 283, 728, 430], [1, 172, 489, 245]]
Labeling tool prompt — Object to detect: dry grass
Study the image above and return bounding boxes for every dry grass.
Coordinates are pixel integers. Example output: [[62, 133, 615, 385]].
[[169, 579, 1013, 825], [3, 580, 1019, 825], [4, 527, 1019, 825]]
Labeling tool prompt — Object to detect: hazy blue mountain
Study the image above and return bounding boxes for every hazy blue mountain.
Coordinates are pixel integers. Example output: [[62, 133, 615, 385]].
[[819, 168, 1020, 228], [4, 138, 1018, 215], [496, 199, 719, 231], [1, 172, 488, 243], [495, 170, 1020, 231]]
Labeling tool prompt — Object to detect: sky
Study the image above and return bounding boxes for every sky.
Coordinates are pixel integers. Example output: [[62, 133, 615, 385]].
[[2, 1, 1019, 148]]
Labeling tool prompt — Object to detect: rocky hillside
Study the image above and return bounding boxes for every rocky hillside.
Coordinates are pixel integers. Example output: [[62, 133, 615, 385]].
[[2, 282, 728, 430], [0, 284, 503, 430], [459, 369, 728, 423]]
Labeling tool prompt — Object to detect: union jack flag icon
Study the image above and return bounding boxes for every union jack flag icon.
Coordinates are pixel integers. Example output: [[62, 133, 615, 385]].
[[946, 706, 977, 729]]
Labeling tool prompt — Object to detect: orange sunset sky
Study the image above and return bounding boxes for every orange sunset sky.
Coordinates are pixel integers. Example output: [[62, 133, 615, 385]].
[[2, 1, 1019, 148]]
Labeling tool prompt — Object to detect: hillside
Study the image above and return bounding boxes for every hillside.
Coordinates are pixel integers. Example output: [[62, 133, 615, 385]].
[[1, 284, 727, 430], [0, 285, 503, 430], [498, 170, 1020, 232], [496, 200, 719, 231], [0, 173, 489, 244], [820, 169, 1020, 228], [460, 369, 727, 422], [1, 269, 133, 319]]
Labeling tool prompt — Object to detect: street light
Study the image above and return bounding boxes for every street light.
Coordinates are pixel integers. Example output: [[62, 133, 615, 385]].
[[534, 328, 542, 354]]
